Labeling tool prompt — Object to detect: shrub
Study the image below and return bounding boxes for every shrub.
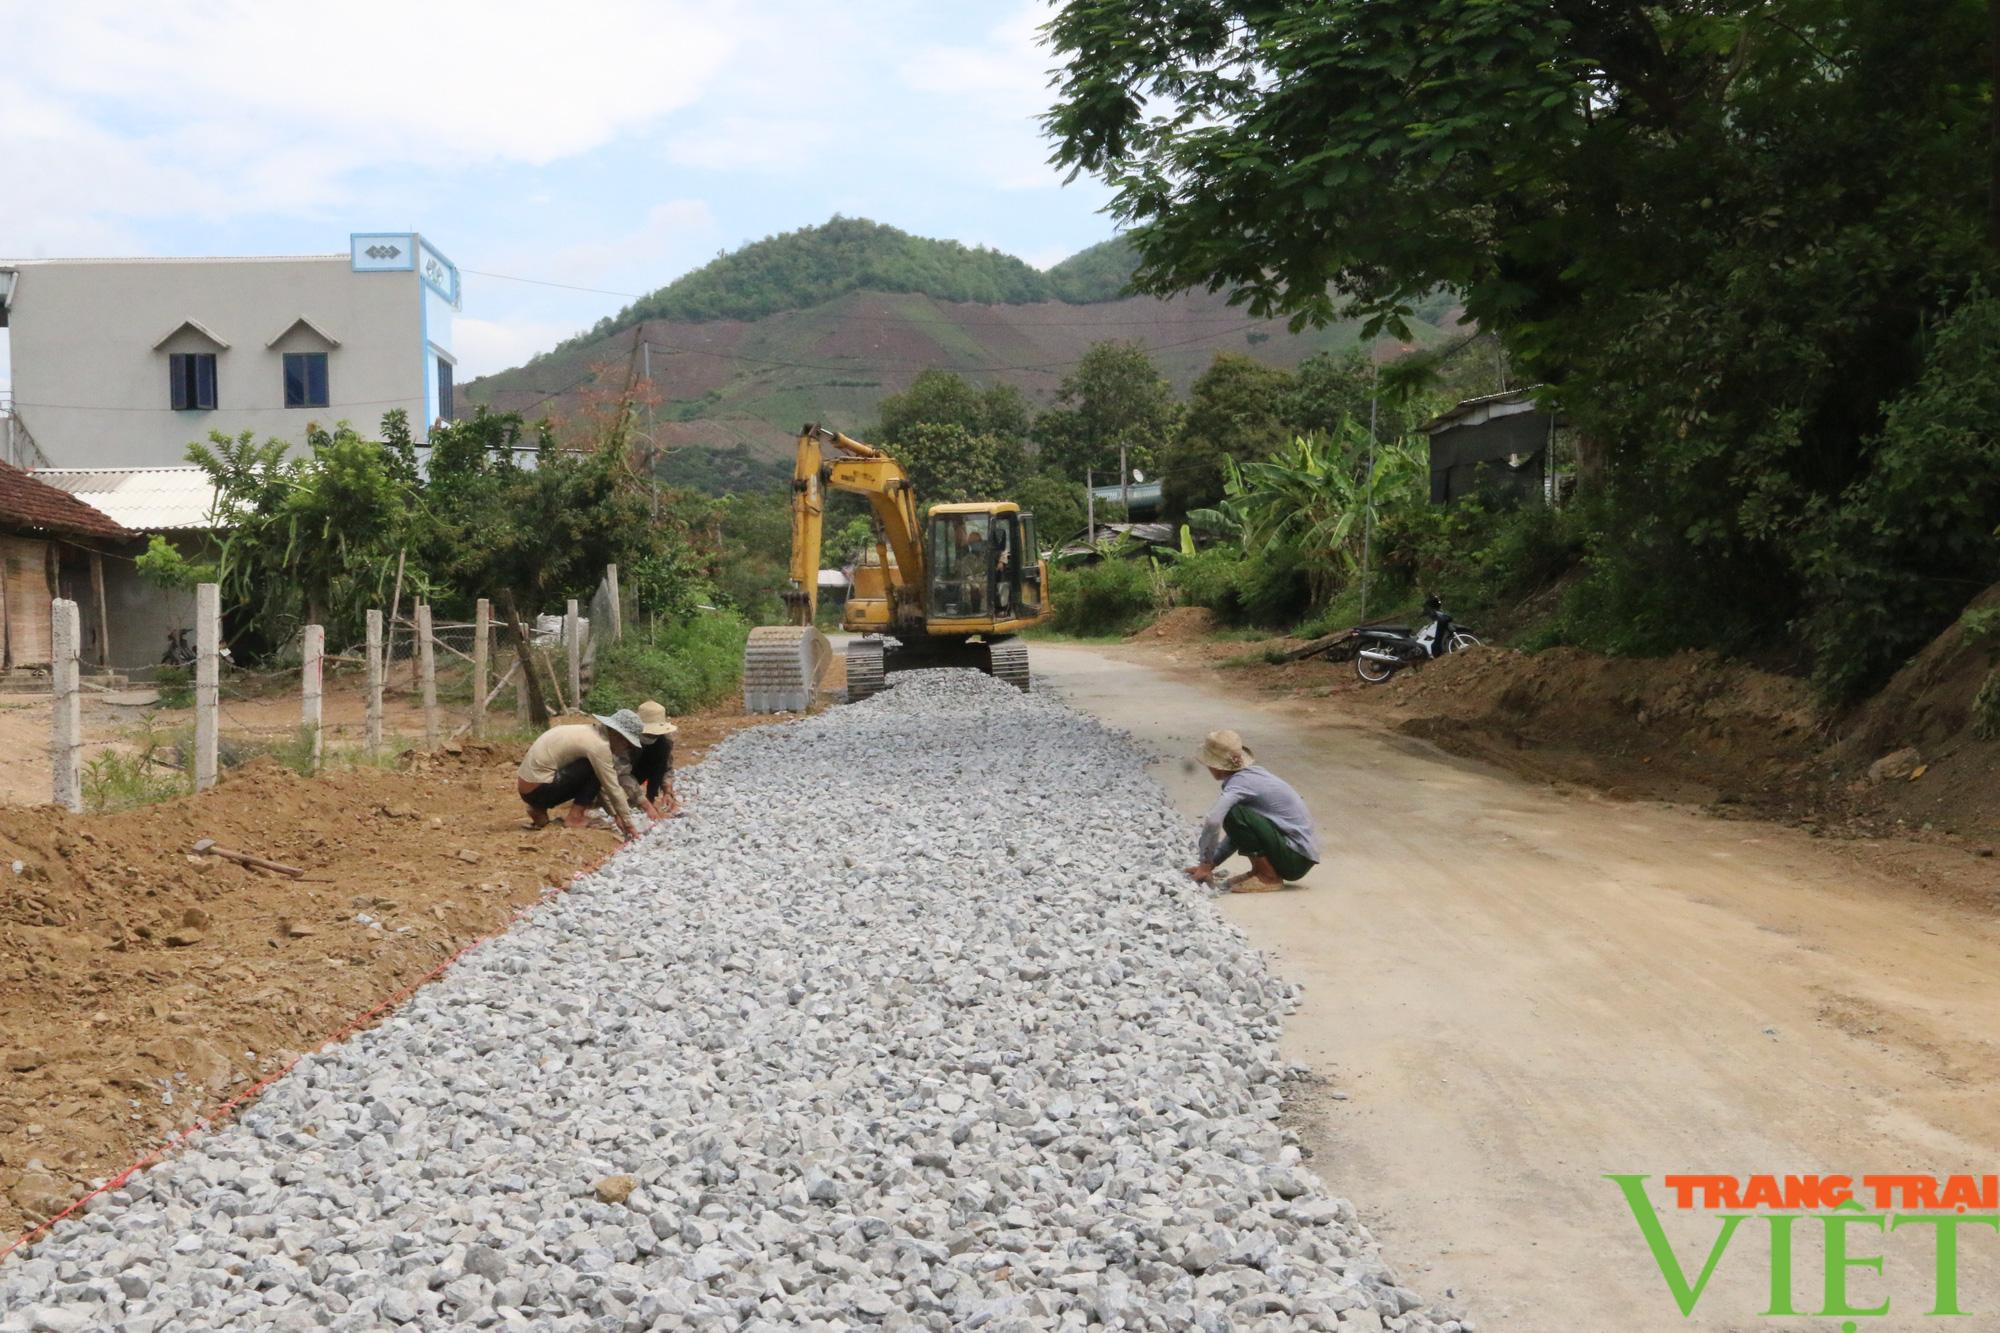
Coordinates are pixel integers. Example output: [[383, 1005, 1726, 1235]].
[[586, 612, 751, 716], [1167, 548, 1249, 622], [1048, 559, 1158, 635], [1237, 544, 1314, 628]]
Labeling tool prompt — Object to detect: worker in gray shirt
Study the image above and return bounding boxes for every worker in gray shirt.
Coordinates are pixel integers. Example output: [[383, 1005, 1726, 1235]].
[[1185, 729, 1319, 892]]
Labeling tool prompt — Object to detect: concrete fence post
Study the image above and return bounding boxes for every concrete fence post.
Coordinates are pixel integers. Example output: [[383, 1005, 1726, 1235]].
[[195, 582, 220, 792], [50, 598, 82, 813], [472, 597, 491, 740], [515, 636, 530, 722], [565, 598, 582, 711], [302, 623, 324, 774], [605, 564, 623, 642], [365, 609, 384, 756], [417, 602, 439, 750]]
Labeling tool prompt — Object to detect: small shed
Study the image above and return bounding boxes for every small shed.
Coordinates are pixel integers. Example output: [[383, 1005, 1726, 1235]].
[[34, 466, 221, 674], [1423, 388, 1561, 507], [0, 461, 132, 670]]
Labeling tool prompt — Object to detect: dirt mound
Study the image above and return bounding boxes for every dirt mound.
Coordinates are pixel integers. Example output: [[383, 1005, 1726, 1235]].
[[1833, 583, 2000, 838], [1132, 607, 1220, 643], [1364, 646, 1829, 809], [0, 706, 763, 1239]]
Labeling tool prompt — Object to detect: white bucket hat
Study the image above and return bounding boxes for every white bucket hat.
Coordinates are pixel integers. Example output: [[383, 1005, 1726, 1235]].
[[594, 709, 646, 747]]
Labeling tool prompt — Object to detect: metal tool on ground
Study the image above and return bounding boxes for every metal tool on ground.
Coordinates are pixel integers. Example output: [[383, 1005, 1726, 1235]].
[[190, 838, 305, 878], [743, 424, 1054, 712]]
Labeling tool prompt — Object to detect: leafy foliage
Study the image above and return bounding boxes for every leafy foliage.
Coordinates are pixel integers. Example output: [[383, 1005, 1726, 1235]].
[[153, 408, 716, 658], [1045, 236, 1139, 302], [585, 612, 751, 716], [1048, 559, 1158, 635], [1033, 340, 1182, 480], [1045, 0, 2000, 695], [878, 423, 1027, 506], [875, 369, 1032, 444], [1161, 352, 1294, 519]]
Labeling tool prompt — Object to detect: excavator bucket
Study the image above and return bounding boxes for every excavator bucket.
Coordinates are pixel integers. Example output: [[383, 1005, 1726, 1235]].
[[742, 625, 834, 714]]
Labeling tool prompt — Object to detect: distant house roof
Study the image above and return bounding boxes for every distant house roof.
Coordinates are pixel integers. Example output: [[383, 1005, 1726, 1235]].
[[1422, 386, 1555, 434], [0, 461, 132, 541], [32, 466, 219, 532], [817, 569, 849, 589]]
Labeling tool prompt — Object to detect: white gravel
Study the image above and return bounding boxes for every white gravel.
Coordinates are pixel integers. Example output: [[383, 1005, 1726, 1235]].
[[0, 670, 1460, 1332]]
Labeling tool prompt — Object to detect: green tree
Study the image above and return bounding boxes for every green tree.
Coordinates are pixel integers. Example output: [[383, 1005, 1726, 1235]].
[[1045, 0, 2000, 690], [186, 424, 417, 650], [1011, 472, 1088, 545], [875, 368, 1032, 442], [1032, 339, 1180, 481], [877, 422, 1027, 504], [1161, 352, 1294, 520]]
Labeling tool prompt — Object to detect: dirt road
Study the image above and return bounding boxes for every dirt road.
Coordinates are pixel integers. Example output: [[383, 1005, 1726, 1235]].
[[1036, 641, 2000, 1331]]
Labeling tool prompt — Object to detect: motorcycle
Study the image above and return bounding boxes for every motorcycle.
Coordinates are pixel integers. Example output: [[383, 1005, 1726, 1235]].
[[1354, 596, 1481, 684], [162, 628, 232, 667]]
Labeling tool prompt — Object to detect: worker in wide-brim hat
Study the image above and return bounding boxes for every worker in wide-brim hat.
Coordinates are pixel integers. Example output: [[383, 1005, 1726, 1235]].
[[620, 700, 682, 819], [1185, 728, 1319, 892], [516, 709, 644, 838]]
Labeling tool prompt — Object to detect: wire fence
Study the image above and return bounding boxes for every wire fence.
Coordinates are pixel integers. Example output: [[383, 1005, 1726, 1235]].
[[44, 571, 629, 810]]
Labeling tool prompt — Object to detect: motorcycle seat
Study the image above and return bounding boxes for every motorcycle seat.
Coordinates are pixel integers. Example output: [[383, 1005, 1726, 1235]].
[[1358, 624, 1413, 636]]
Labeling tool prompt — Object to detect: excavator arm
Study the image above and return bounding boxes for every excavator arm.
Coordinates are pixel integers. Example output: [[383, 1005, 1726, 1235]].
[[782, 425, 925, 629]]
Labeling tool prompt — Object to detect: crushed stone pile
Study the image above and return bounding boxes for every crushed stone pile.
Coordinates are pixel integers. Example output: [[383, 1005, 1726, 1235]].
[[0, 670, 1458, 1332]]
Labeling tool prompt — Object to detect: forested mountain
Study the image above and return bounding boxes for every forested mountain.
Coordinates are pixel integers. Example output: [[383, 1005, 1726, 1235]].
[[466, 219, 1460, 491], [553, 218, 1124, 356]]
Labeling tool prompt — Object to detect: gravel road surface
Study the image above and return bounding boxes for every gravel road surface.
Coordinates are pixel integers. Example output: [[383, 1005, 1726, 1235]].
[[0, 671, 1454, 1332]]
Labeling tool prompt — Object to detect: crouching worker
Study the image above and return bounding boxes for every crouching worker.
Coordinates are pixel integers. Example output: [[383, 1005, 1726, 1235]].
[[516, 710, 643, 839], [1185, 728, 1319, 893], [622, 700, 680, 819]]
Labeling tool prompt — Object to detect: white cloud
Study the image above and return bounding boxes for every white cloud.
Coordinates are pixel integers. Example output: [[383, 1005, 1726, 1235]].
[[898, 3, 1069, 191], [0, 2, 743, 250], [666, 116, 838, 173]]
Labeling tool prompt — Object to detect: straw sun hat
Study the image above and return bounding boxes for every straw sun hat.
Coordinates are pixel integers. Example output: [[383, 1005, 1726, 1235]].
[[636, 700, 679, 738], [1195, 729, 1254, 773]]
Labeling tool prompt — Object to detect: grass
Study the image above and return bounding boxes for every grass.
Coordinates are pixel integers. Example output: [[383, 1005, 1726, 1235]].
[[82, 741, 191, 812]]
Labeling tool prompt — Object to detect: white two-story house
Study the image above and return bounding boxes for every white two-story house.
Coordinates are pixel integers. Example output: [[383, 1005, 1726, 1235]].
[[0, 232, 461, 469]]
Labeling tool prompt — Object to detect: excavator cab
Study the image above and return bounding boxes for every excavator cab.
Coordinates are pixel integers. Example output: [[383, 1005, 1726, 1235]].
[[926, 504, 1041, 626]]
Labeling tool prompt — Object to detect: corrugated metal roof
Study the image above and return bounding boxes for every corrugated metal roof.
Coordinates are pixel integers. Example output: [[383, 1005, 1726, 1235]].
[[31, 466, 221, 531]]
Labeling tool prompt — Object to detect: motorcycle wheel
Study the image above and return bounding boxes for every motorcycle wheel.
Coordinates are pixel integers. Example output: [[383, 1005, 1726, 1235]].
[[1355, 651, 1400, 684], [1448, 632, 1482, 653]]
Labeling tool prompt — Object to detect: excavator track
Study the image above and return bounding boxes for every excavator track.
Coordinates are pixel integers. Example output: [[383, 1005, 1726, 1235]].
[[845, 638, 887, 702], [742, 626, 831, 714], [986, 637, 1031, 693]]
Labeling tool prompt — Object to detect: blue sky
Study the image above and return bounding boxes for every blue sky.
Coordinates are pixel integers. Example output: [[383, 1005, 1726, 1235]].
[[0, 1, 1116, 388]]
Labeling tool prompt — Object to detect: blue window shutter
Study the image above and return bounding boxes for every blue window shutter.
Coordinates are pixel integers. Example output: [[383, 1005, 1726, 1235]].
[[196, 353, 217, 409], [170, 354, 189, 410], [309, 353, 329, 407]]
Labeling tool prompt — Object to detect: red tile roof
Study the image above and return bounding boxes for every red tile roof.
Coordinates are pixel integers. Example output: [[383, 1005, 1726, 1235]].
[[0, 460, 132, 541]]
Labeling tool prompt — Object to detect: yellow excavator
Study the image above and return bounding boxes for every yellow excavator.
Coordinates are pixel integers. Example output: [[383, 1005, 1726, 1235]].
[[742, 424, 1052, 712]]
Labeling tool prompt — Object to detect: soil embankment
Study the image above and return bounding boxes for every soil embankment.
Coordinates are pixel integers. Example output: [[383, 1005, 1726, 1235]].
[[0, 708, 759, 1239]]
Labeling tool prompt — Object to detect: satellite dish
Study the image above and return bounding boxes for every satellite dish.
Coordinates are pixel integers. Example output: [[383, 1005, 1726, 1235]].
[[1132, 469, 1146, 482]]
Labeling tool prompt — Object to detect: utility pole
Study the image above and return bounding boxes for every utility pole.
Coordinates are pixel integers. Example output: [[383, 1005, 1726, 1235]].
[[1360, 363, 1379, 620], [1119, 443, 1130, 516], [641, 339, 662, 520], [1086, 468, 1096, 545]]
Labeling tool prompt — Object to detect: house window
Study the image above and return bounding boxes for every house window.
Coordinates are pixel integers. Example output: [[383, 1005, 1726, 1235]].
[[283, 352, 330, 408], [168, 353, 217, 411], [436, 356, 454, 421]]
